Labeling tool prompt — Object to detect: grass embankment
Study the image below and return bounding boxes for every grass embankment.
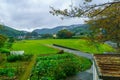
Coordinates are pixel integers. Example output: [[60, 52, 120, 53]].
[[12, 39, 114, 54]]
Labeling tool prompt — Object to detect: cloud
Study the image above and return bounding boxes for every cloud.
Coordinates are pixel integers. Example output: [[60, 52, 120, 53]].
[[0, 0, 110, 31]]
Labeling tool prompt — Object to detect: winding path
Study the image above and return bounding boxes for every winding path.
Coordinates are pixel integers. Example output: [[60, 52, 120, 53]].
[[48, 45, 93, 80]]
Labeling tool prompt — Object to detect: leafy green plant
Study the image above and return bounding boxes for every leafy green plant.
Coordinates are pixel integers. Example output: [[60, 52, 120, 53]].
[[0, 68, 16, 77], [30, 53, 92, 80]]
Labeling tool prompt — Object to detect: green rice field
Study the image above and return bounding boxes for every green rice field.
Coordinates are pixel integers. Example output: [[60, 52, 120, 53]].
[[12, 39, 114, 54]]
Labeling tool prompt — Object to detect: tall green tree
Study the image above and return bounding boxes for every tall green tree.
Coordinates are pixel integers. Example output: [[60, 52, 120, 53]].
[[57, 29, 74, 39], [0, 34, 7, 48]]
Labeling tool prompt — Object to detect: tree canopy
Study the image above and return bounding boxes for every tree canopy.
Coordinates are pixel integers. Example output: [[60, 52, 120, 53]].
[[57, 29, 74, 39], [50, 0, 120, 51], [50, 0, 120, 18], [86, 3, 120, 48]]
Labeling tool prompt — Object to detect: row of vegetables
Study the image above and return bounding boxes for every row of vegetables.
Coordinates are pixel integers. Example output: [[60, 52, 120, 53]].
[[0, 54, 32, 80], [30, 53, 92, 80]]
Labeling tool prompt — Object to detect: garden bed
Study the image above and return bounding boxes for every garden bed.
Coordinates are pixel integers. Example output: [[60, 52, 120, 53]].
[[30, 53, 92, 80], [0, 53, 33, 80]]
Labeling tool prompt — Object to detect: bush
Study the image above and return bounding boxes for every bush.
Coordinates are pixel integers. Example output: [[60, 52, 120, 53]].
[[57, 50, 64, 54], [0, 48, 10, 53], [7, 54, 33, 62], [7, 55, 22, 62], [22, 54, 33, 61], [0, 68, 16, 77], [5, 42, 13, 48]]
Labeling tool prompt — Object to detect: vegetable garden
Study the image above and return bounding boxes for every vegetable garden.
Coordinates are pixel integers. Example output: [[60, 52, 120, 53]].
[[30, 53, 91, 80], [0, 54, 33, 80]]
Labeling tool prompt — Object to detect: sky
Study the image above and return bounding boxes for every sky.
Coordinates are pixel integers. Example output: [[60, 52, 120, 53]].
[[0, 0, 110, 31]]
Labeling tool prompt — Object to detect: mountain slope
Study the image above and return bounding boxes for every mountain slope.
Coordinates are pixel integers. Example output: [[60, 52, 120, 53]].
[[0, 25, 26, 37], [33, 24, 89, 34]]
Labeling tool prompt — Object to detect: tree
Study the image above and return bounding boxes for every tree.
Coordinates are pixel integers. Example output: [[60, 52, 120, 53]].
[[57, 29, 74, 39], [0, 34, 7, 48], [50, 0, 120, 51], [41, 34, 53, 39], [50, 0, 120, 18], [86, 3, 120, 48], [31, 31, 39, 37]]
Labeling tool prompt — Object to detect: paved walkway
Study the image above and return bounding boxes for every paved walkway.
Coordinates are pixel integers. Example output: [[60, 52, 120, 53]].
[[48, 45, 93, 80]]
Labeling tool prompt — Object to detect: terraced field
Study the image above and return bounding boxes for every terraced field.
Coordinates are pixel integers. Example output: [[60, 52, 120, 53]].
[[12, 39, 114, 54]]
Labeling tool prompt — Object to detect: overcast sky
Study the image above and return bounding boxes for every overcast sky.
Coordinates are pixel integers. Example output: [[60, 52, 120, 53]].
[[0, 0, 110, 31]]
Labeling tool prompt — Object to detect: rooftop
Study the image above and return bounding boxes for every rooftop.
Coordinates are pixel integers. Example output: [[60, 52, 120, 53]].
[[94, 54, 120, 80]]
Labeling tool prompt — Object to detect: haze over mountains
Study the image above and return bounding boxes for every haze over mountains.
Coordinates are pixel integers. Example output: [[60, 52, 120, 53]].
[[0, 24, 89, 37]]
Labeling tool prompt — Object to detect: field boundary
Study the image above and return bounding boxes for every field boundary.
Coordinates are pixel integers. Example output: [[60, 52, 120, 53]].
[[53, 44, 79, 51]]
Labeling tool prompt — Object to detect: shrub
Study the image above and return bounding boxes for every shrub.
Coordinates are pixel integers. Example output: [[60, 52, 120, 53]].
[[0, 68, 16, 77], [5, 42, 13, 48], [22, 54, 33, 61], [57, 50, 64, 54], [7, 54, 33, 62], [7, 55, 21, 62], [0, 48, 10, 53]]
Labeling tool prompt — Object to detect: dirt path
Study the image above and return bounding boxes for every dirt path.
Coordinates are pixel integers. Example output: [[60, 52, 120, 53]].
[[20, 55, 37, 80], [49, 45, 93, 80]]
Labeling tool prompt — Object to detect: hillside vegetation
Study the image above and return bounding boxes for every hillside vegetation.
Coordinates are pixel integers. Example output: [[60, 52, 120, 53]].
[[0, 25, 26, 37]]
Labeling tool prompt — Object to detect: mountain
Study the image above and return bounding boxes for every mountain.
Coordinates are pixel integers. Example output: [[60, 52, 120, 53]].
[[70, 24, 89, 34], [33, 24, 89, 34], [0, 24, 89, 38], [0, 25, 26, 37]]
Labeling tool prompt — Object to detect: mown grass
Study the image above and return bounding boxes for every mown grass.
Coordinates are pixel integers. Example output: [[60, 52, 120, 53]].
[[12, 39, 114, 54]]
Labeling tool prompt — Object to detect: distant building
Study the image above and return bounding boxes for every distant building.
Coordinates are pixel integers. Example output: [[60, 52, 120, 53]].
[[93, 54, 120, 80]]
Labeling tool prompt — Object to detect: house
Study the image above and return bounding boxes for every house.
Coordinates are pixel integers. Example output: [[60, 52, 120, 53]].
[[93, 54, 120, 80]]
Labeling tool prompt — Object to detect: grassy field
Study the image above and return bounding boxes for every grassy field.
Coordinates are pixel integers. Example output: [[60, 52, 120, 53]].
[[12, 40, 59, 54], [12, 39, 114, 54]]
